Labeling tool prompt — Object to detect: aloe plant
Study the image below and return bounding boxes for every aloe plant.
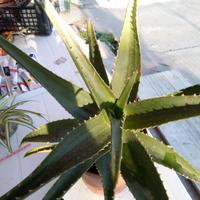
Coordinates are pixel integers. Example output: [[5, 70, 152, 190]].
[[1, 0, 200, 199]]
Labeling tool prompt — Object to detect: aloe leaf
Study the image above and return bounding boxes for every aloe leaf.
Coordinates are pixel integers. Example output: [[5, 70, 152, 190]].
[[110, 117, 122, 189], [96, 153, 113, 200], [111, 0, 141, 102], [117, 73, 136, 109], [87, 20, 109, 85], [0, 113, 111, 200], [96, 117, 122, 200], [42, 0, 116, 113], [43, 154, 98, 200], [0, 36, 95, 120], [122, 130, 168, 200], [134, 131, 200, 182], [169, 85, 200, 96], [21, 119, 80, 144], [124, 95, 200, 129], [24, 144, 56, 157]]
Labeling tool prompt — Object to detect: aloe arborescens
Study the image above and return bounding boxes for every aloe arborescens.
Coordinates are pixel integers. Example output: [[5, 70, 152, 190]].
[[0, 0, 200, 199]]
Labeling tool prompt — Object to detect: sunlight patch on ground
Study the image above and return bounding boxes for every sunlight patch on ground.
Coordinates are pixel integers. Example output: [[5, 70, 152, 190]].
[[95, 0, 174, 8]]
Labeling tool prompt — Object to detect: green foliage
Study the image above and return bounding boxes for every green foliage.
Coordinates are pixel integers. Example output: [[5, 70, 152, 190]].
[[122, 131, 168, 200], [0, 36, 96, 120], [21, 119, 80, 143], [124, 95, 200, 129], [79, 28, 88, 42], [0, 95, 43, 152], [87, 20, 109, 85], [0, 114, 111, 200], [43, 154, 98, 200], [134, 130, 200, 182], [111, 0, 141, 101], [79, 28, 119, 55], [96, 32, 119, 55], [96, 153, 114, 199], [1, 0, 200, 199], [24, 144, 56, 157], [169, 84, 200, 96], [41, 0, 116, 117], [96, 117, 123, 200]]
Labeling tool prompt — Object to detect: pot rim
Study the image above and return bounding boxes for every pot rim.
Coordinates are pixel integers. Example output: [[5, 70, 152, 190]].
[[82, 171, 126, 196]]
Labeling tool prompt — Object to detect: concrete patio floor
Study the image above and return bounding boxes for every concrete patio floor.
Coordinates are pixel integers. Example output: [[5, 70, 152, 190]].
[[67, 0, 200, 84]]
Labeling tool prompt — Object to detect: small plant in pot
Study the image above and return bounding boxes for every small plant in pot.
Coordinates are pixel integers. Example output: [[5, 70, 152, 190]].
[[1, 0, 200, 199], [0, 95, 43, 153]]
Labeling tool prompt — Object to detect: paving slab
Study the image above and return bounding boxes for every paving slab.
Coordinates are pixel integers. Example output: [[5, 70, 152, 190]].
[[71, 0, 200, 79], [165, 47, 200, 84], [139, 1, 200, 53]]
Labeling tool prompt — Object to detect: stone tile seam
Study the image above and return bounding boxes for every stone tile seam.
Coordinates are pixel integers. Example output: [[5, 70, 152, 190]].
[[159, 44, 200, 53]]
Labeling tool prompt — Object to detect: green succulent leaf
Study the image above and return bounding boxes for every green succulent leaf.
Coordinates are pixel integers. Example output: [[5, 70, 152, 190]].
[[111, 0, 141, 102], [24, 144, 56, 157], [96, 153, 113, 200], [122, 130, 168, 200], [43, 155, 97, 200], [0, 113, 111, 200], [117, 73, 136, 109], [96, 117, 122, 200], [135, 131, 200, 183], [0, 36, 95, 120], [124, 95, 200, 129], [21, 119, 80, 144], [169, 85, 200, 96], [87, 20, 109, 85], [110, 117, 123, 189], [42, 0, 116, 114]]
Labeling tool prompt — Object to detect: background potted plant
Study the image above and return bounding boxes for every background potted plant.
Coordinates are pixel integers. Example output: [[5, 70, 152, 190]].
[[0, 95, 43, 153], [1, 0, 200, 199]]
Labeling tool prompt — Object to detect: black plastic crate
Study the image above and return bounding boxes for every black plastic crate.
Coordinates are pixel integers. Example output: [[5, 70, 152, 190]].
[[0, 0, 52, 35], [14, 0, 31, 7]]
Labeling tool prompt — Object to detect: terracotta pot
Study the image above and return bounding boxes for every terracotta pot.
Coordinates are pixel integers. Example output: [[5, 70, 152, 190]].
[[0, 48, 6, 56], [0, 0, 11, 3], [82, 172, 126, 195]]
